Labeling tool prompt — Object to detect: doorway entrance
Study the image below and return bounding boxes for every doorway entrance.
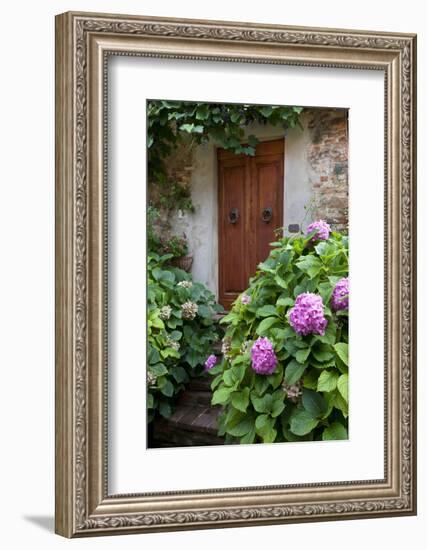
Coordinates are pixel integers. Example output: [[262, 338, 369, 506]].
[[218, 139, 284, 309]]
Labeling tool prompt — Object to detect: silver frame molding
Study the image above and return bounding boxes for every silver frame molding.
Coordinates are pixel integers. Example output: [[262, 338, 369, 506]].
[[55, 11, 417, 538]]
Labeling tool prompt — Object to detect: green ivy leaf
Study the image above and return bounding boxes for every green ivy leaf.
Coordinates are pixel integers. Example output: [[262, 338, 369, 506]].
[[259, 105, 273, 117], [195, 104, 209, 120]]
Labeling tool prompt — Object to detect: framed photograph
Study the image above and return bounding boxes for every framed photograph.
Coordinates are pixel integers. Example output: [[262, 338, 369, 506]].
[[55, 11, 417, 537]]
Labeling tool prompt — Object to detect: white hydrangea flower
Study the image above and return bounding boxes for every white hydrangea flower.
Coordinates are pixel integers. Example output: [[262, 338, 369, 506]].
[[159, 305, 172, 320], [177, 280, 193, 289], [282, 381, 302, 403], [181, 300, 198, 320], [167, 338, 180, 351], [146, 371, 157, 387]]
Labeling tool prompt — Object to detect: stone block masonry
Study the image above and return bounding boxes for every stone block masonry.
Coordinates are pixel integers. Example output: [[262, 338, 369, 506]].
[[306, 108, 349, 234]]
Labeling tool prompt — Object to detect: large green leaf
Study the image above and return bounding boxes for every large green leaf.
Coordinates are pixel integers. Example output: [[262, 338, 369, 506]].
[[256, 305, 278, 318], [149, 363, 168, 376], [255, 414, 276, 442], [337, 373, 349, 402], [240, 427, 256, 444], [284, 359, 306, 385], [195, 104, 209, 120], [251, 393, 273, 413], [322, 421, 348, 440], [231, 388, 250, 412], [160, 379, 174, 397], [227, 416, 255, 437], [301, 389, 328, 418], [212, 386, 232, 405], [334, 343, 349, 366], [317, 369, 339, 392], [170, 366, 187, 383], [271, 394, 285, 418], [289, 408, 319, 436], [295, 255, 323, 278], [295, 347, 311, 363], [312, 343, 334, 362], [256, 316, 279, 335]]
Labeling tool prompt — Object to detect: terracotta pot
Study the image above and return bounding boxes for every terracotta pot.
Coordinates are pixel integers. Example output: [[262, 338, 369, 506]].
[[170, 254, 193, 272]]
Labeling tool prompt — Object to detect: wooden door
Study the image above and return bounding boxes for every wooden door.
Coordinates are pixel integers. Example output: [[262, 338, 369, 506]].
[[218, 139, 284, 309]]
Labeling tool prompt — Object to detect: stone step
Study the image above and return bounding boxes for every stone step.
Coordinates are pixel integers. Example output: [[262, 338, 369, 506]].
[[178, 389, 212, 407], [151, 373, 224, 447]]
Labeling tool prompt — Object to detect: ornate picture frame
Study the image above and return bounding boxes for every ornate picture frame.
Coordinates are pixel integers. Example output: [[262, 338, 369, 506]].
[[55, 11, 417, 537]]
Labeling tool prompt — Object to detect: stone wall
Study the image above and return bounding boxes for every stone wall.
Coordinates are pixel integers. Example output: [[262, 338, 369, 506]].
[[306, 109, 349, 233]]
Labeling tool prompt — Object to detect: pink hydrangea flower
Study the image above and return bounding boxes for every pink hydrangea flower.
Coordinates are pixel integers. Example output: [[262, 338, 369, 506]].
[[306, 219, 331, 242], [331, 277, 349, 311], [251, 337, 278, 375], [289, 292, 328, 336], [204, 354, 217, 371]]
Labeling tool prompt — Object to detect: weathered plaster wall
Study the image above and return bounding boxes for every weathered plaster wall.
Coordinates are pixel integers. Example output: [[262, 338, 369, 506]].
[[170, 142, 219, 294], [168, 108, 348, 296]]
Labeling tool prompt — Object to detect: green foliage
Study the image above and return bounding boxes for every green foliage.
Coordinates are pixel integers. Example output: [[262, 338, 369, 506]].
[[147, 206, 189, 257], [208, 231, 349, 444], [147, 100, 304, 214], [159, 234, 188, 258], [147, 253, 224, 422]]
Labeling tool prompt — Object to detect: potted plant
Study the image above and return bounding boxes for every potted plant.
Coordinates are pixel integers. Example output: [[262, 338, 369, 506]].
[[161, 234, 193, 272]]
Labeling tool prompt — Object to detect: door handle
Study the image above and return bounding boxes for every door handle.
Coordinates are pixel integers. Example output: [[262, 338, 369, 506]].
[[228, 207, 239, 224], [261, 207, 273, 223]]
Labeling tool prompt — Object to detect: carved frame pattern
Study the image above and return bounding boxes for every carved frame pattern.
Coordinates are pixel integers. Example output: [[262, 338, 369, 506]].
[[55, 11, 417, 537]]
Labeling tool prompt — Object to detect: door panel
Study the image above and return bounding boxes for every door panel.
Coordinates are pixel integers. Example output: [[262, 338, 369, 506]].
[[218, 139, 284, 309], [218, 157, 249, 310], [253, 155, 284, 268]]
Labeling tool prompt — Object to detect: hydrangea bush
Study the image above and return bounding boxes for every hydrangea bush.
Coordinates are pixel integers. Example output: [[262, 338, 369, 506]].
[[147, 252, 223, 422], [207, 225, 349, 444]]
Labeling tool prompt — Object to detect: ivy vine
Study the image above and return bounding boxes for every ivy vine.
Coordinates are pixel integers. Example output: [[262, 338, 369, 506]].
[[147, 100, 304, 215]]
